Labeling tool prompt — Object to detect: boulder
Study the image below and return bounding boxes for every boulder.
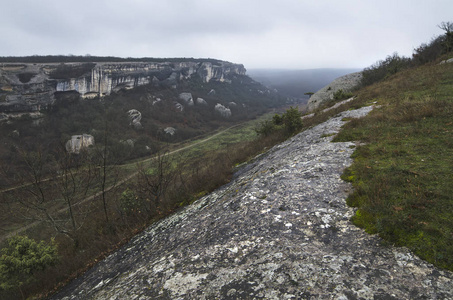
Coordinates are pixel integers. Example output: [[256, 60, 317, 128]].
[[215, 103, 232, 118], [121, 139, 135, 147], [307, 72, 362, 111], [196, 98, 207, 105], [152, 98, 162, 106], [66, 134, 94, 154], [440, 58, 453, 64], [127, 109, 142, 129], [164, 127, 176, 136], [179, 93, 194, 106]]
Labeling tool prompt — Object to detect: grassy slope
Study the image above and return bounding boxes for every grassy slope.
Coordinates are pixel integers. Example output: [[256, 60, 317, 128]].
[[333, 60, 453, 270]]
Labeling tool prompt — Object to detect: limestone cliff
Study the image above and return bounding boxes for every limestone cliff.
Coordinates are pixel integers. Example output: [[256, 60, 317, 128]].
[[0, 60, 246, 112]]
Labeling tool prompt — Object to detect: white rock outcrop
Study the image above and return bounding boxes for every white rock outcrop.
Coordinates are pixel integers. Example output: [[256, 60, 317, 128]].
[[53, 105, 453, 299], [127, 109, 142, 129], [307, 72, 362, 111], [440, 58, 453, 64], [196, 98, 207, 105], [164, 127, 176, 136], [214, 103, 231, 118], [65, 134, 94, 154], [178, 93, 194, 106], [174, 102, 184, 112]]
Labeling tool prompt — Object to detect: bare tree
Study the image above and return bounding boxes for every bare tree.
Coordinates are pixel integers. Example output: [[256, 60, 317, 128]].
[[55, 148, 94, 231], [0, 146, 95, 242], [90, 119, 122, 223], [3, 149, 70, 238], [438, 21, 453, 52], [137, 149, 177, 213]]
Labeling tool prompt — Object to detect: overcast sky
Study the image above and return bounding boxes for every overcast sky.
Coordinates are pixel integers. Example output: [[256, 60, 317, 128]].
[[1, 0, 451, 69]]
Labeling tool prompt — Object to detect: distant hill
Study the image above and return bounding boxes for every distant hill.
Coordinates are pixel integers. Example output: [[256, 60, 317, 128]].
[[247, 68, 361, 102]]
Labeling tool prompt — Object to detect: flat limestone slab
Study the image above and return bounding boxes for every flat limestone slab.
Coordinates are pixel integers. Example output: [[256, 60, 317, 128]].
[[53, 106, 453, 299]]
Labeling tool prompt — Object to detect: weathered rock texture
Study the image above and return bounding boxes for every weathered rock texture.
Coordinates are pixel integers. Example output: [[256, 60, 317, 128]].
[[0, 61, 246, 112], [53, 106, 453, 299], [307, 72, 362, 111], [65, 134, 94, 154], [127, 109, 142, 129], [214, 103, 232, 118]]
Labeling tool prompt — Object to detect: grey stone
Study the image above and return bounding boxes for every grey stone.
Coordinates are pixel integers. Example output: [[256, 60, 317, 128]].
[[214, 103, 231, 118], [53, 105, 453, 299], [196, 97, 207, 105], [164, 127, 176, 136], [127, 109, 142, 129], [308, 72, 362, 111], [179, 93, 194, 106], [440, 58, 453, 64], [65, 134, 94, 154]]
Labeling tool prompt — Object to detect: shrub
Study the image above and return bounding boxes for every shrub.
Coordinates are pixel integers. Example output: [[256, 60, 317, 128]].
[[255, 107, 303, 136], [0, 236, 58, 292], [333, 89, 353, 101], [255, 119, 277, 137], [119, 188, 143, 216], [412, 35, 444, 65], [361, 53, 411, 86], [282, 106, 303, 134]]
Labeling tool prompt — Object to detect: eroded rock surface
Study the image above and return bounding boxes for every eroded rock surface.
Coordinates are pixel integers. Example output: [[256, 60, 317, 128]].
[[0, 61, 246, 112], [53, 106, 453, 299], [307, 72, 362, 111], [214, 103, 232, 118], [65, 134, 94, 154]]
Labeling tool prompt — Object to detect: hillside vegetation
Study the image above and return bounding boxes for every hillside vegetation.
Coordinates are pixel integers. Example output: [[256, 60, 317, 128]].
[[1, 23, 452, 299], [334, 59, 453, 270]]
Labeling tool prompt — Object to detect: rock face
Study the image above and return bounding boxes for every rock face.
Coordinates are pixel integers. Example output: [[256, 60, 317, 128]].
[[214, 103, 232, 118], [0, 60, 246, 112], [440, 57, 453, 64], [65, 134, 94, 154], [164, 127, 176, 136], [178, 92, 194, 106], [307, 72, 362, 111], [196, 97, 207, 105], [127, 109, 142, 129], [53, 106, 453, 299]]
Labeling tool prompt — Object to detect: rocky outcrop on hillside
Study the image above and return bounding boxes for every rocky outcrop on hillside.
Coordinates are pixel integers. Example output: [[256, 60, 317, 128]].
[[53, 105, 453, 299], [214, 103, 232, 118], [307, 72, 362, 111], [65, 134, 94, 154], [0, 60, 246, 113], [127, 109, 142, 129]]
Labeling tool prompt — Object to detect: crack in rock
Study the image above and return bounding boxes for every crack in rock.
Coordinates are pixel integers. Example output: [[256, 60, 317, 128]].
[[52, 105, 453, 299]]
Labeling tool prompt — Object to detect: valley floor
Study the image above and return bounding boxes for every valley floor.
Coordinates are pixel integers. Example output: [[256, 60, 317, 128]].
[[52, 105, 453, 299]]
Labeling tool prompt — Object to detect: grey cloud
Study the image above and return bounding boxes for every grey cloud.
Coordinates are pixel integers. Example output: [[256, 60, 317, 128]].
[[1, 0, 452, 69]]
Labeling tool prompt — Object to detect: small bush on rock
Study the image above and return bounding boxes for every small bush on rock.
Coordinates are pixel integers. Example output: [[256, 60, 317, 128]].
[[256, 107, 303, 137]]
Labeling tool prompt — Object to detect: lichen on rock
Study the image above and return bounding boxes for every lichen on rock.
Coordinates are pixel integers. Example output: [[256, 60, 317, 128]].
[[53, 105, 453, 299]]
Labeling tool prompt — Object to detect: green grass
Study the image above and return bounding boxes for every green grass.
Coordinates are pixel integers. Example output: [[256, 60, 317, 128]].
[[333, 61, 453, 270]]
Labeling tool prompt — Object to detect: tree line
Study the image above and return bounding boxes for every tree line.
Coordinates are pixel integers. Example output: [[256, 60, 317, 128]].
[[0, 55, 224, 65], [361, 21, 453, 87]]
